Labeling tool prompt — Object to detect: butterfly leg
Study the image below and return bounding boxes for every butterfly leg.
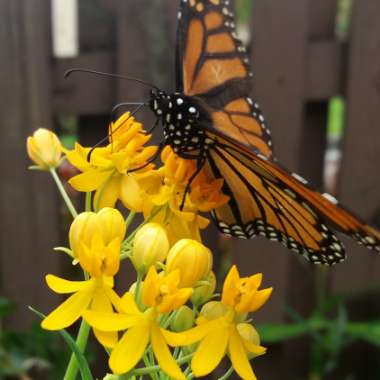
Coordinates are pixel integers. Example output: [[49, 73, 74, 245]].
[[179, 154, 206, 211], [127, 141, 164, 174], [141, 118, 160, 135]]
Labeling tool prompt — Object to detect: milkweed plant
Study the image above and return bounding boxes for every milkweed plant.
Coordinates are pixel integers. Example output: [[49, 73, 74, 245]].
[[26, 113, 273, 380]]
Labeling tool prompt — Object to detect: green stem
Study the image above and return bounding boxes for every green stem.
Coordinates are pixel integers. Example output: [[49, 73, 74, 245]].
[[142, 353, 157, 380], [94, 172, 114, 212], [50, 168, 78, 218], [85, 192, 92, 212], [124, 206, 164, 245], [125, 211, 137, 233], [134, 270, 144, 311], [218, 367, 234, 380], [120, 207, 163, 260], [63, 320, 91, 380], [129, 354, 193, 377]]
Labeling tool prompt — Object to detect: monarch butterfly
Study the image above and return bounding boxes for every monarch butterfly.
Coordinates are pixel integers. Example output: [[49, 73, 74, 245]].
[[143, 0, 380, 266], [69, 0, 379, 265]]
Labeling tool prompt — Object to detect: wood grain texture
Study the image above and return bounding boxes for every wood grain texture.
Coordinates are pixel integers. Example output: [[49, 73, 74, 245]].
[[0, 0, 61, 329], [332, 0, 380, 293]]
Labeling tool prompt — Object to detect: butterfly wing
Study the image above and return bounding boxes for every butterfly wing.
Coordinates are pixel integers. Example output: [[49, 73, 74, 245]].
[[202, 131, 380, 265], [176, 0, 273, 158]]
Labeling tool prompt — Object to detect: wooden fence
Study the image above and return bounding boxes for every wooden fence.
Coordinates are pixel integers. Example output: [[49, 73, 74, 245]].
[[1, 1, 380, 379]]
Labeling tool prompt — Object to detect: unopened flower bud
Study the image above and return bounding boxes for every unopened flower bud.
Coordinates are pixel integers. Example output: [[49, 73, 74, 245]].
[[27, 128, 62, 170], [166, 239, 212, 288], [237, 323, 265, 358], [102, 374, 121, 380], [170, 306, 194, 332], [69, 208, 126, 259], [191, 271, 216, 306], [199, 301, 228, 320], [132, 223, 170, 272]]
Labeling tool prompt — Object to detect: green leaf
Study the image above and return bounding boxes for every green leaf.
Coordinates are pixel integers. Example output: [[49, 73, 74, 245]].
[[29, 307, 94, 380], [346, 321, 380, 347], [0, 297, 15, 318], [257, 323, 310, 344]]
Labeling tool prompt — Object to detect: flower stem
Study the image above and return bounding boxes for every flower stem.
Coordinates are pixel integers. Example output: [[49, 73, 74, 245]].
[[124, 206, 163, 245], [63, 319, 91, 380], [135, 270, 144, 310], [130, 354, 193, 376], [125, 211, 136, 233], [218, 367, 234, 380], [50, 168, 78, 218], [94, 172, 114, 212], [85, 192, 92, 212]]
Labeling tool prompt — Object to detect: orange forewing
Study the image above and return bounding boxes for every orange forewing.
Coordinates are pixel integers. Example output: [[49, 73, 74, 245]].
[[210, 98, 272, 158], [181, 8, 249, 96]]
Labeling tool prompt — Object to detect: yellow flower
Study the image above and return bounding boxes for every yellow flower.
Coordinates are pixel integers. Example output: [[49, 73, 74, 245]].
[[122, 146, 229, 244], [83, 266, 193, 379], [164, 266, 272, 380], [69, 208, 126, 264], [27, 128, 62, 170], [41, 208, 126, 348], [65, 112, 157, 210], [131, 223, 170, 272], [166, 239, 212, 288], [221, 265, 272, 314]]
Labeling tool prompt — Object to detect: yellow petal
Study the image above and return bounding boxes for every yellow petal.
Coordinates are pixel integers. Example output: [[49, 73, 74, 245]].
[[221, 265, 240, 307], [94, 176, 121, 209], [242, 339, 267, 357], [103, 287, 131, 313], [191, 327, 229, 377], [151, 324, 186, 380], [142, 266, 160, 308], [91, 288, 118, 348], [120, 292, 141, 315], [162, 318, 221, 347], [109, 323, 150, 374], [97, 207, 127, 243], [103, 238, 121, 276], [247, 288, 273, 313], [45, 275, 89, 294], [157, 288, 193, 314], [229, 328, 257, 380], [83, 310, 142, 331], [120, 175, 146, 212], [69, 169, 112, 192], [65, 143, 92, 170], [41, 285, 95, 330]]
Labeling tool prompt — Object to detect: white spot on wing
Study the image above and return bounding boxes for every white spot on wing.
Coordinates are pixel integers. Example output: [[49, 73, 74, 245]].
[[323, 193, 338, 205], [292, 172, 308, 185]]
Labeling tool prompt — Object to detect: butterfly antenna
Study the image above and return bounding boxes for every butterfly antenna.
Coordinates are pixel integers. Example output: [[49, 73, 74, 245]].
[[65, 68, 160, 90], [87, 103, 146, 162], [111, 101, 148, 122]]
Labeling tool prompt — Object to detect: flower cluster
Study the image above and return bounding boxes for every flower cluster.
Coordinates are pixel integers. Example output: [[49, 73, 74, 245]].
[[26, 113, 273, 380]]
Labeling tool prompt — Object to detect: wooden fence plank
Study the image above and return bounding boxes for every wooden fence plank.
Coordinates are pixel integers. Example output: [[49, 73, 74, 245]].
[[53, 53, 114, 114], [309, 0, 338, 39], [235, 0, 312, 325], [0, 1, 60, 329], [332, 0, 380, 293], [306, 41, 343, 100]]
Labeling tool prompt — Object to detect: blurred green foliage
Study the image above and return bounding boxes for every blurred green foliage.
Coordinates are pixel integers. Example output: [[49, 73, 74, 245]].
[[236, 0, 254, 24], [257, 294, 380, 379], [0, 297, 69, 379]]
